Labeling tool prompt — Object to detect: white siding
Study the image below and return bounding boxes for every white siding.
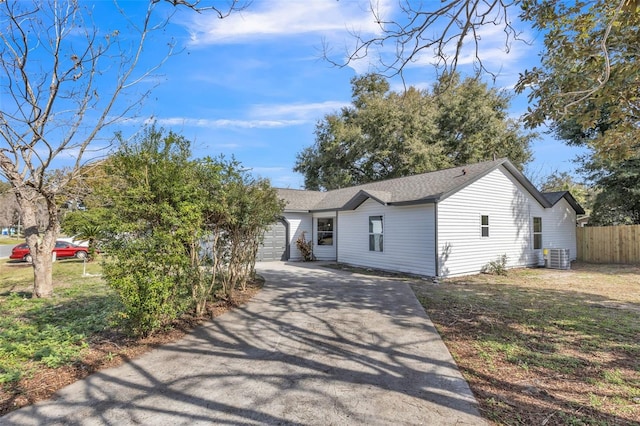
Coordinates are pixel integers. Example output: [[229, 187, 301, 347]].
[[283, 212, 312, 261], [437, 167, 547, 277], [541, 198, 578, 259], [312, 212, 337, 261], [337, 199, 436, 276]]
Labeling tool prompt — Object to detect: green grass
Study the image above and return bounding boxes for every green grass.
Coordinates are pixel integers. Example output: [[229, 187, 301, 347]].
[[0, 259, 120, 385], [0, 237, 21, 245]]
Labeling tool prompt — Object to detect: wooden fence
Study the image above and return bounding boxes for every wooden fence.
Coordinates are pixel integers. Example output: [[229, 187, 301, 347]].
[[576, 225, 640, 264]]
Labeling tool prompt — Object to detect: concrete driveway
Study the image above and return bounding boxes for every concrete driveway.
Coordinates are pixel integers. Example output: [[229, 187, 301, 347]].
[[1, 262, 485, 425]]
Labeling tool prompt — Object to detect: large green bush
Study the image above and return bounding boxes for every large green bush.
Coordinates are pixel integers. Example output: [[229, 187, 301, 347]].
[[103, 237, 192, 336], [97, 126, 284, 335]]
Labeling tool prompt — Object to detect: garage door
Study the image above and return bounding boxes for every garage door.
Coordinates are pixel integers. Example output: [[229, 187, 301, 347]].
[[257, 220, 287, 261]]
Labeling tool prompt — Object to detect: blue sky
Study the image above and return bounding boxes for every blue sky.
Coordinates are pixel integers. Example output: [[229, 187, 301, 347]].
[[82, 1, 584, 188]]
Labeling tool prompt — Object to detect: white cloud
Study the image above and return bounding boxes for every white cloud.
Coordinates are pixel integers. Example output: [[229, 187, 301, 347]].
[[250, 100, 348, 121], [388, 80, 433, 93], [119, 100, 349, 131], [214, 143, 242, 149], [265, 172, 305, 189], [126, 117, 305, 129], [345, 56, 378, 75], [249, 166, 286, 174], [184, 0, 392, 46], [409, 24, 525, 68]]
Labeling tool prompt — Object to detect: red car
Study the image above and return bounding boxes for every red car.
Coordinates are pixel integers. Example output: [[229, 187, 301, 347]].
[[10, 241, 89, 263]]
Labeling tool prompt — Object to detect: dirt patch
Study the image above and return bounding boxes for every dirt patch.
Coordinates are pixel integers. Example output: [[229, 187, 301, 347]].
[[411, 262, 640, 425], [0, 279, 263, 416]]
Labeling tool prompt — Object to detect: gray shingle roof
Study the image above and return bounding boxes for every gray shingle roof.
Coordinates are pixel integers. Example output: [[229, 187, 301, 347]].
[[542, 191, 586, 215], [277, 158, 569, 212], [275, 188, 328, 212], [542, 191, 566, 205]]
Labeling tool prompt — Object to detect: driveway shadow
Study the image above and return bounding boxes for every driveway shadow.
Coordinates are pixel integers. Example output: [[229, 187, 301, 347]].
[[1, 261, 485, 425]]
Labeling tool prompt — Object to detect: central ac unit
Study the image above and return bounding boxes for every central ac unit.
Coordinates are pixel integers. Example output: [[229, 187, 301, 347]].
[[545, 248, 570, 270]]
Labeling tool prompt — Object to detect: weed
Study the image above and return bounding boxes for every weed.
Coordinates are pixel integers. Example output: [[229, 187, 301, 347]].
[[602, 369, 624, 385], [482, 254, 508, 275], [589, 393, 603, 408]]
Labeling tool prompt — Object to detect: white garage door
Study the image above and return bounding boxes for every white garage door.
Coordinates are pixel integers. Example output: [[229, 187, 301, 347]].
[[257, 221, 287, 261]]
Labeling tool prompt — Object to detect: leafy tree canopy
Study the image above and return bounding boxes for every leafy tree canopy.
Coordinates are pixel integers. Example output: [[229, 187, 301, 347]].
[[538, 170, 595, 215], [295, 73, 533, 190], [516, 0, 639, 162], [584, 155, 640, 226]]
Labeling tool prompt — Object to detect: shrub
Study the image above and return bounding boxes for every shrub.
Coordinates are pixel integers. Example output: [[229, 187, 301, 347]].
[[483, 254, 508, 275], [296, 231, 314, 261], [102, 237, 191, 336]]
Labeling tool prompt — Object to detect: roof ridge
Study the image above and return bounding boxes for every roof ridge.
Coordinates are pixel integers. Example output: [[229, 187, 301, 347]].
[[274, 187, 321, 192], [326, 157, 507, 192], [275, 158, 558, 213]]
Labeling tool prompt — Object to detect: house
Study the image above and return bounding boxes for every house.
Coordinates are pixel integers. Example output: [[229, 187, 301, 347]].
[[257, 158, 585, 277]]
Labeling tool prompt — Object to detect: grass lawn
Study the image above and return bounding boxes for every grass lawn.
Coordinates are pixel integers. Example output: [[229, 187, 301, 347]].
[[410, 262, 640, 425], [0, 259, 119, 407], [0, 237, 21, 245]]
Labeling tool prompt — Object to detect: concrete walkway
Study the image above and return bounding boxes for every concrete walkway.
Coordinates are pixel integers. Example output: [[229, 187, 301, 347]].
[[1, 262, 485, 425]]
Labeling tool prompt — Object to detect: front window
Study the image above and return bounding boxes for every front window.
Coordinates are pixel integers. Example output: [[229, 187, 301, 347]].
[[369, 215, 384, 252], [533, 217, 542, 249], [317, 218, 333, 246], [481, 215, 489, 237]]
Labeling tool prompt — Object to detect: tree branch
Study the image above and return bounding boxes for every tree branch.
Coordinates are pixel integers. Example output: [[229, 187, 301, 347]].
[[324, 0, 523, 81]]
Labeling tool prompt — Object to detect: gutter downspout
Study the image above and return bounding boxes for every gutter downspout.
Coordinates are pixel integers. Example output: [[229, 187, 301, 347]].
[[434, 201, 439, 280], [335, 211, 339, 262]]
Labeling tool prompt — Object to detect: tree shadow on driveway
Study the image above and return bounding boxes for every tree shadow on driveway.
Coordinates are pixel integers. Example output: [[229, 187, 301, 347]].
[[1, 261, 485, 425]]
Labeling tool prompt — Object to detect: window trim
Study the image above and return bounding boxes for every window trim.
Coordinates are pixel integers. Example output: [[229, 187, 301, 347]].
[[368, 215, 384, 252], [533, 216, 542, 250], [316, 217, 334, 246], [481, 215, 489, 238]]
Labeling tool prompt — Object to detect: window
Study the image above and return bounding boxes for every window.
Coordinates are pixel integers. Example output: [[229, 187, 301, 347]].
[[481, 215, 489, 237], [369, 215, 383, 252], [533, 217, 542, 249], [317, 218, 333, 246]]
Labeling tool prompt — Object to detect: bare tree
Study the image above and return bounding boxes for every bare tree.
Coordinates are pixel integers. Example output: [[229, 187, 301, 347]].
[[325, 0, 522, 81], [0, 0, 239, 297]]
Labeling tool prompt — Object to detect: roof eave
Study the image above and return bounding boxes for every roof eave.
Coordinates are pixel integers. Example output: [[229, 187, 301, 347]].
[[389, 197, 440, 206], [340, 190, 389, 211], [283, 208, 311, 213], [556, 191, 586, 215]]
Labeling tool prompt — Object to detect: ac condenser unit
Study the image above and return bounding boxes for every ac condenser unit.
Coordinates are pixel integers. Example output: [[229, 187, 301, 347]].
[[546, 248, 570, 270]]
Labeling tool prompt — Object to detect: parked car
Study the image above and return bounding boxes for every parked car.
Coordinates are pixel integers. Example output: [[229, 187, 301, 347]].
[[10, 241, 90, 263], [57, 235, 89, 247]]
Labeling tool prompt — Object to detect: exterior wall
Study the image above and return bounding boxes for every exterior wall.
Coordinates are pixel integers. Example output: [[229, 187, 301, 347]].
[[337, 199, 436, 276], [437, 167, 544, 277], [283, 212, 312, 260], [542, 198, 578, 259], [312, 212, 337, 261]]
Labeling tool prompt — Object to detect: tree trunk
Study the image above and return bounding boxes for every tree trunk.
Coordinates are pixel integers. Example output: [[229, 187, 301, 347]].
[[17, 193, 60, 298]]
